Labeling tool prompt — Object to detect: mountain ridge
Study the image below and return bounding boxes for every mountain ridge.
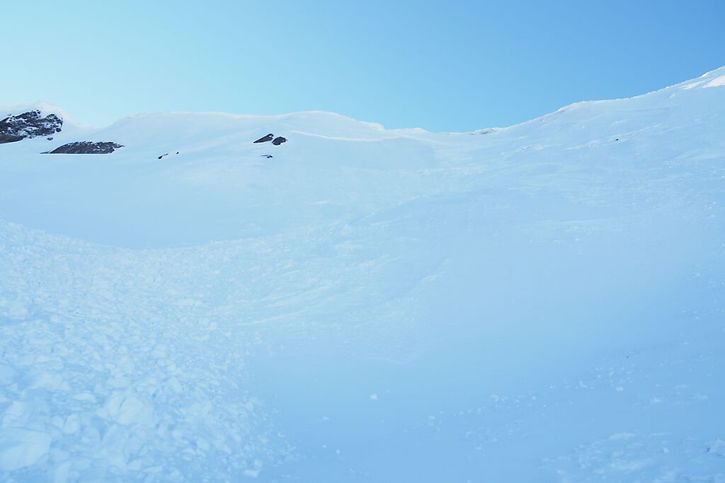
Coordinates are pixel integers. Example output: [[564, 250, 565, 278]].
[[3, 66, 723, 139]]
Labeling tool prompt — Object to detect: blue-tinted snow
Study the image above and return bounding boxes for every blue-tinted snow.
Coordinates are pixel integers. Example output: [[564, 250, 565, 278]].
[[1, 67, 725, 481]]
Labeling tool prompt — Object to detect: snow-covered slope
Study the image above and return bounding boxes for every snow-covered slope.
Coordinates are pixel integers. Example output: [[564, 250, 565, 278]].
[[1, 67, 725, 482]]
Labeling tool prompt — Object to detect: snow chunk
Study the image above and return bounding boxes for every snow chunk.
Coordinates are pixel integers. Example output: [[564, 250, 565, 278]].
[[0, 428, 51, 471], [0, 365, 16, 385], [707, 440, 725, 457], [98, 391, 154, 426]]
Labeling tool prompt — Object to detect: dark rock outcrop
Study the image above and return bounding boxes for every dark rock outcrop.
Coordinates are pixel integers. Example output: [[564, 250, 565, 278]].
[[45, 142, 123, 154], [158, 152, 181, 159], [0, 110, 63, 144], [253, 133, 287, 146], [254, 133, 274, 143]]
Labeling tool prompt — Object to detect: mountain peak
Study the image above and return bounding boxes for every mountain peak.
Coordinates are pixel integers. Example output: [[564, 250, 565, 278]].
[[0, 109, 63, 144]]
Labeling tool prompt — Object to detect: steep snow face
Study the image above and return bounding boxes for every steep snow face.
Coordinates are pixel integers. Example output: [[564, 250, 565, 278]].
[[1, 68, 725, 482]]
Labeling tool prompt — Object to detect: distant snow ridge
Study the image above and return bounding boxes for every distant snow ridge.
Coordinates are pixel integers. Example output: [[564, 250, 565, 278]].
[[0, 110, 62, 144], [671, 66, 725, 91]]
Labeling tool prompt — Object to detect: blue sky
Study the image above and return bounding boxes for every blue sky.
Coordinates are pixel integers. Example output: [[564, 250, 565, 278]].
[[3, 0, 724, 131]]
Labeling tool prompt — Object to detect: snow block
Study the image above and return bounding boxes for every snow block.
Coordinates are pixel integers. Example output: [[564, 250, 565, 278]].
[[0, 428, 51, 471]]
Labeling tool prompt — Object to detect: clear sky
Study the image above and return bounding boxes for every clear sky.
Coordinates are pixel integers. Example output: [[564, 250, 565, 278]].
[[3, 0, 724, 131]]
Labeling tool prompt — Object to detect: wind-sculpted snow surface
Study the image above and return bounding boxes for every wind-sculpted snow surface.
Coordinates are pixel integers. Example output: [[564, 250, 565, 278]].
[[1, 67, 725, 481]]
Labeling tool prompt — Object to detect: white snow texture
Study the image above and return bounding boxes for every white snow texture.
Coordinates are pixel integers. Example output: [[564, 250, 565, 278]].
[[1, 67, 725, 481]]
